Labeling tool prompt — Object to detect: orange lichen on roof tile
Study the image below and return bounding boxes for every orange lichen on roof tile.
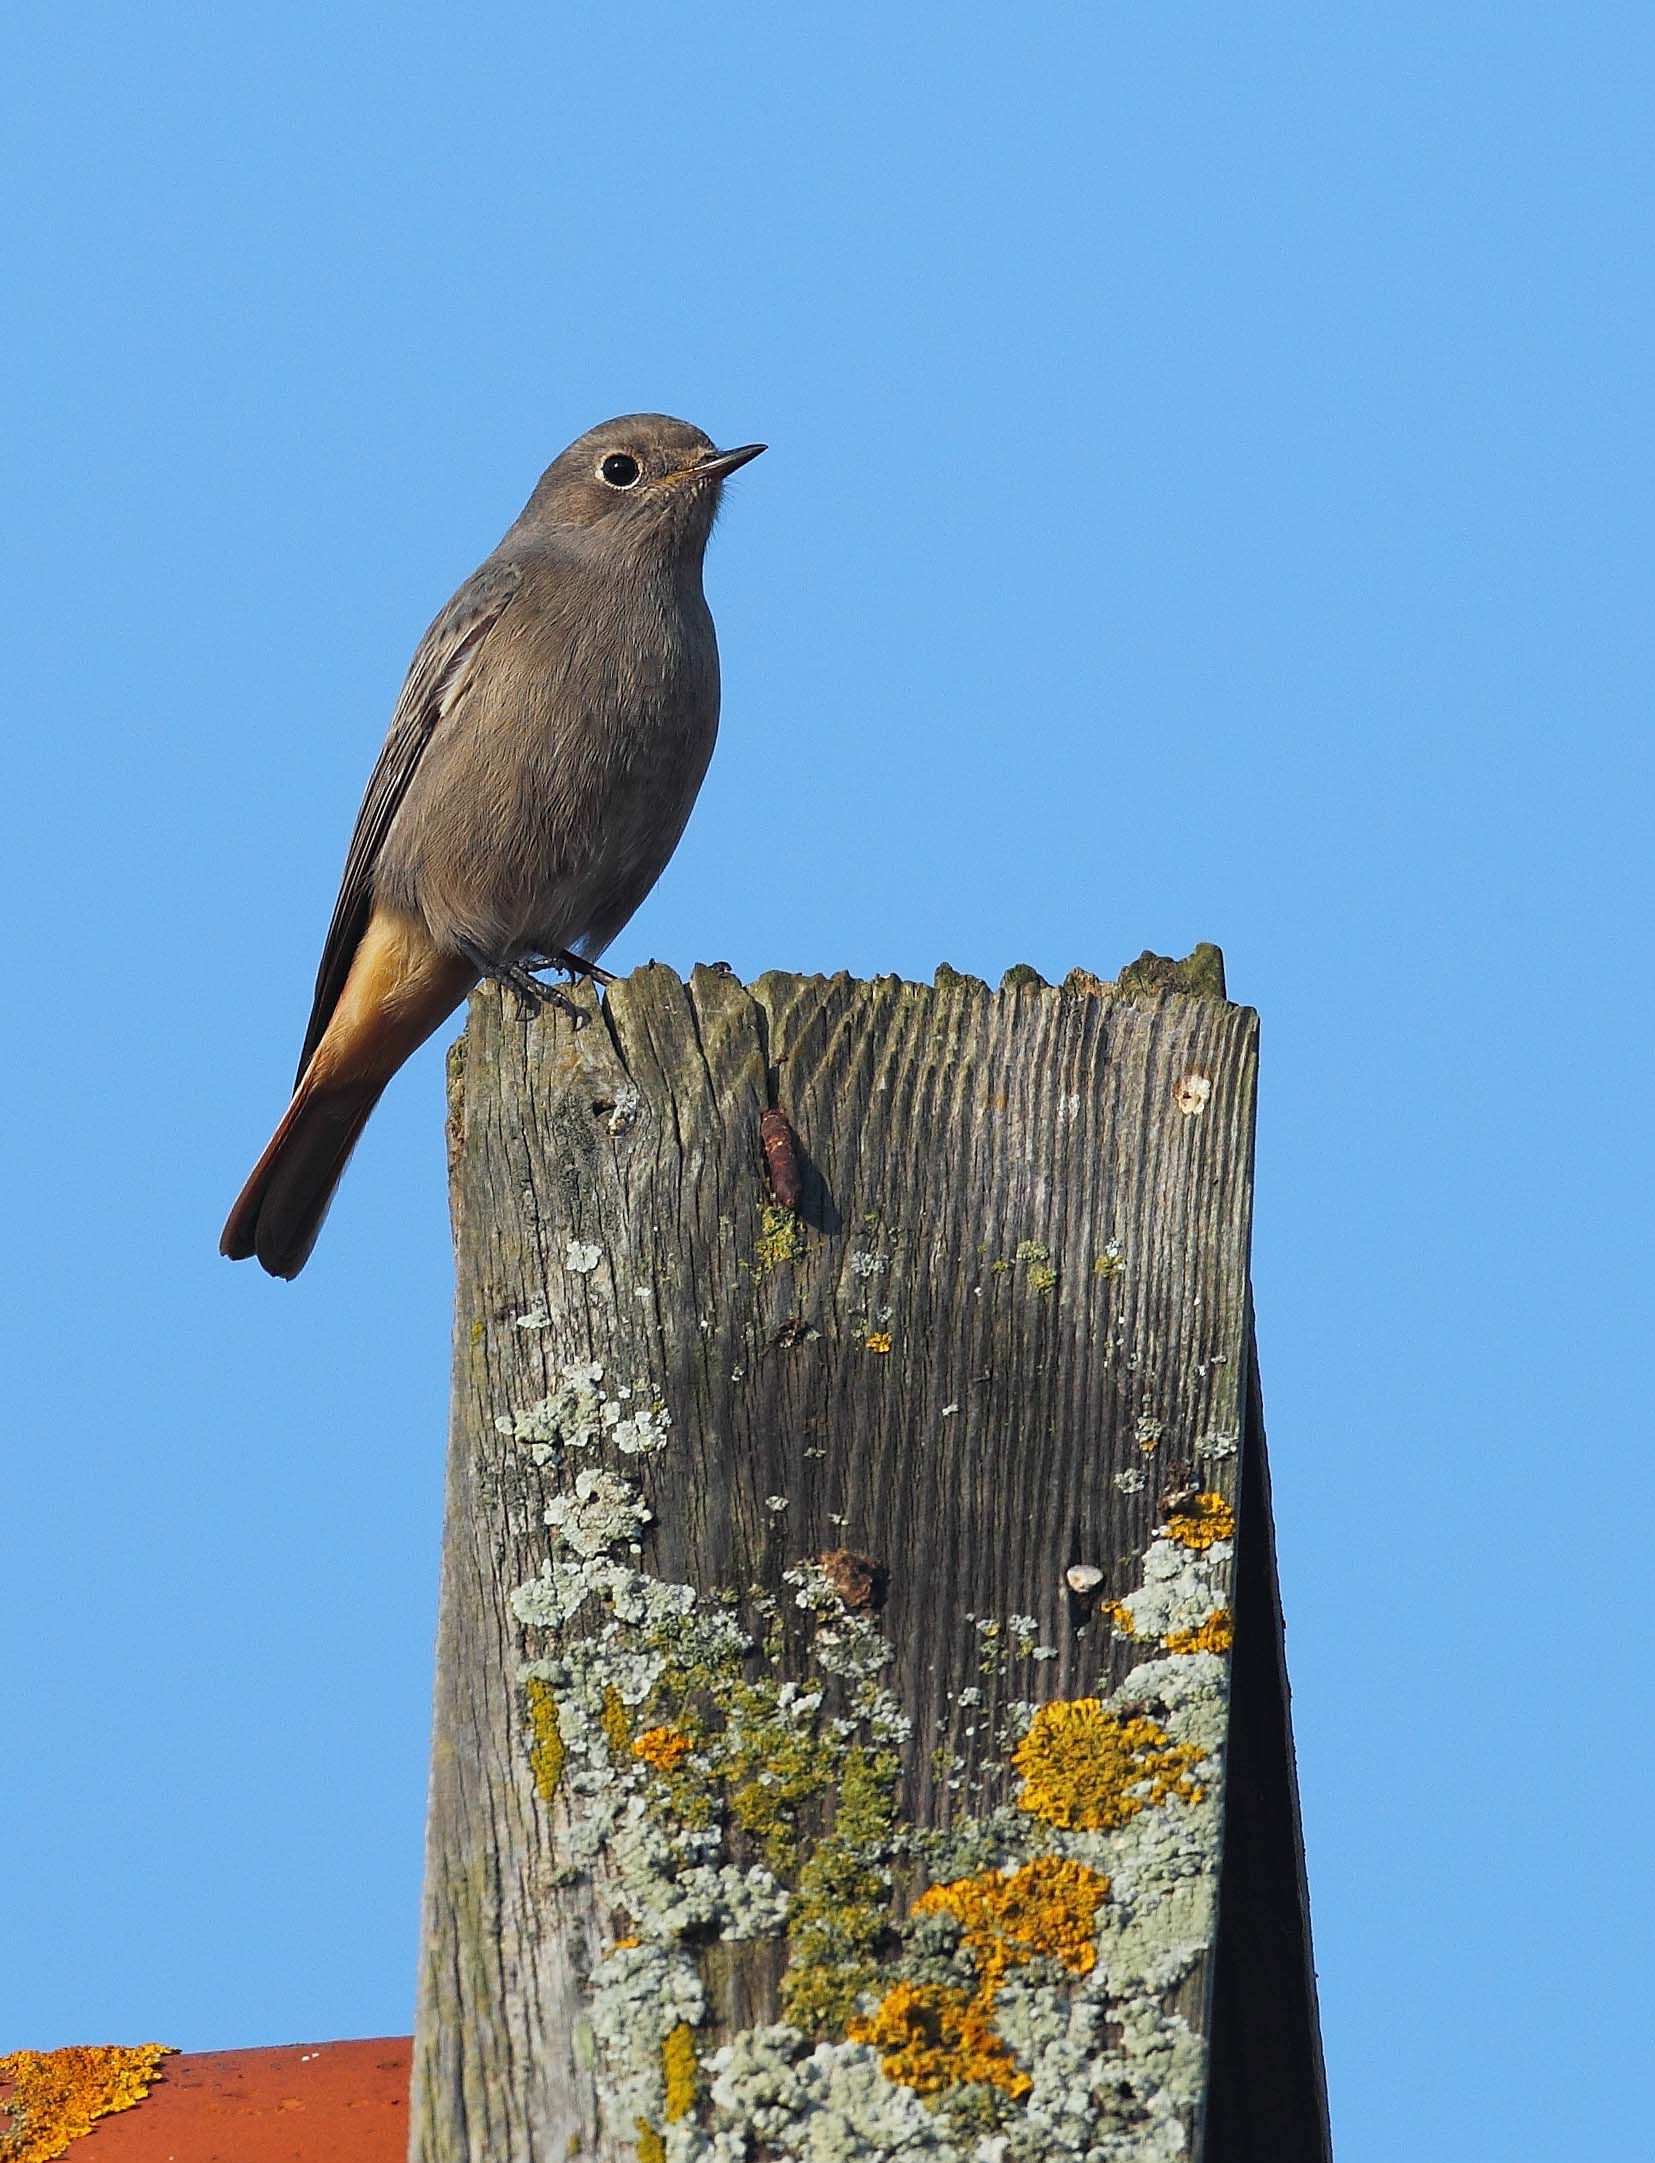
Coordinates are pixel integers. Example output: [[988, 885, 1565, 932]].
[[849, 1981, 1028, 2097], [1163, 1493, 1234, 1549], [1012, 1697, 1206, 1830], [0, 2044, 172, 2162]]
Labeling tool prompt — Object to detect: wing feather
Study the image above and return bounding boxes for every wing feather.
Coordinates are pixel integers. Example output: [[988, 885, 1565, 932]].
[[292, 559, 522, 1084]]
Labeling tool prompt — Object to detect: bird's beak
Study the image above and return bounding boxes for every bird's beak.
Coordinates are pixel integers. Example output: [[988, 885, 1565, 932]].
[[695, 442, 767, 480]]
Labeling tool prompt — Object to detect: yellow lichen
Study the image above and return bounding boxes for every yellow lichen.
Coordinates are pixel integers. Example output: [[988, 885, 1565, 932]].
[[524, 1677, 565, 1801], [600, 1684, 631, 1758], [635, 2118, 665, 2163], [916, 1857, 1110, 1995], [632, 1724, 693, 1773], [1166, 1608, 1234, 1654], [613, 1935, 640, 1950], [864, 1331, 892, 1353], [849, 1981, 1028, 2098], [1100, 1598, 1138, 1636], [661, 2022, 697, 2122], [1012, 1698, 1206, 1830], [719, 1680, 842, 1872], [754, 1203, 806, 1274], [1163, 1492, 1235, 1549], [782, 1743, 900, 2034], [0, 2045, 172, 2163]]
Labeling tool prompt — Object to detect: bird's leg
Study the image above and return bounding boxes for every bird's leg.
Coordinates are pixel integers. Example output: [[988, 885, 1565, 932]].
[[526, 948, 617, 988], [456, 939, 586, 1025]]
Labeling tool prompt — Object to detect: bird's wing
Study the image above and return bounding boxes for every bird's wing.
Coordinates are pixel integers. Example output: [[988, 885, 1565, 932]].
[[293, 558, 523, 1085]]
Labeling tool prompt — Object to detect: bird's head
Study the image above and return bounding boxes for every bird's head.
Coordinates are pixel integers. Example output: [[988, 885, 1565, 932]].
[[524, 414, 765, 554]]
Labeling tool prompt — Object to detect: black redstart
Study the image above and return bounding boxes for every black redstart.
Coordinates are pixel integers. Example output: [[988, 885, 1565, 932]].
[[222, 413, 764, 1278]]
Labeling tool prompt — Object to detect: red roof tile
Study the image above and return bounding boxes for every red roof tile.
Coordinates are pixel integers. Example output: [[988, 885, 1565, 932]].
[[44, 2038, 411, 2161]]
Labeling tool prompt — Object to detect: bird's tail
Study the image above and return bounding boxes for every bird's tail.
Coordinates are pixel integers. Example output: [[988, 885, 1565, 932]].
[[221, 905, 478, 1278], [220, 1070, 387, 1280]]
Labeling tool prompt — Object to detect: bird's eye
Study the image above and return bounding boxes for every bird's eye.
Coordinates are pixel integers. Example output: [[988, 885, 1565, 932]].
[[600, 452, 642, 488]]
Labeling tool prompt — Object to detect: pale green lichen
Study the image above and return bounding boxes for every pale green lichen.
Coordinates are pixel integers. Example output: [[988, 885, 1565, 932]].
[[1097, 1509, 1235, 1646], [508, 1346, 1234, 2160], [496, 1359, 670, 1463]]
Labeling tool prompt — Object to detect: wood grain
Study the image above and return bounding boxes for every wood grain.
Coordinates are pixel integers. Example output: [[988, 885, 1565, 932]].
[[410, 958, 1324, 2162]]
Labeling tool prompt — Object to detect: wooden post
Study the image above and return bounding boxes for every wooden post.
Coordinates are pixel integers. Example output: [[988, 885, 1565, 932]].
[[410, 955, 1329, 2163]]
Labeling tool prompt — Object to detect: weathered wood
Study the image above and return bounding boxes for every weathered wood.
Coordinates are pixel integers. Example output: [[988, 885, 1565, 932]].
[[411, 957, 1327, 2163]]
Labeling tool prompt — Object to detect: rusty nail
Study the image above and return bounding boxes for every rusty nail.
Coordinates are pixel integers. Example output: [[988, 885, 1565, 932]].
[[760, 1107, 803, 1209]]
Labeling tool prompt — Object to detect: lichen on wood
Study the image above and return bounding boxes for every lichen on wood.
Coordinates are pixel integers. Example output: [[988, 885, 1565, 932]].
[[412, 956, 1323, 2161]]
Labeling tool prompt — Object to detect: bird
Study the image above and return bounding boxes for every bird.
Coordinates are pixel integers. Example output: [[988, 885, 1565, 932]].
[[221, 413, 764, 1280]]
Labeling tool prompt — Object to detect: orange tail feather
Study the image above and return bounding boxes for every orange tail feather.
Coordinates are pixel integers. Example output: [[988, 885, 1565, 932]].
[[220, 1073, 386, 1278], [221, 905, 476, 1278]]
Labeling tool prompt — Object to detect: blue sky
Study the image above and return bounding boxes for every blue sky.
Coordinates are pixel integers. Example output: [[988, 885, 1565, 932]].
[[4, 5, 1650, 2156]]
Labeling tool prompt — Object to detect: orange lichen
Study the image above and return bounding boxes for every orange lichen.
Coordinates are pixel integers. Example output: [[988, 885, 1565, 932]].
[[849, 1981, 1028, 2097], [613, 1935, 641, 1950], [917, 1857, 1109, 1994], [632, 1724, 693, 1774], [864, 1331, 892, 1354], [1012, 1698, 1206, 1830], [524, 1677, 565, 1800], [1099, 1598, 1138, 1636], [1163, 1492, 1234, 1549], [661, 2021, 697, 2122], [0, 2045, 172, 2163], [854, 1859, 1109, 2098], [1166, 1608, 1234, 1655]]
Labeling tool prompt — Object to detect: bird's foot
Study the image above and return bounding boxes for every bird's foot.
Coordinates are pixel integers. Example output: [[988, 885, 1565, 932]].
[[459, 942, 587, 1026], [528, 948, 617, 988]]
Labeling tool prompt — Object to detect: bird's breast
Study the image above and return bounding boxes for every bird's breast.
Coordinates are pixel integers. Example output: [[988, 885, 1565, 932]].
[[383, 568, 719, 957]]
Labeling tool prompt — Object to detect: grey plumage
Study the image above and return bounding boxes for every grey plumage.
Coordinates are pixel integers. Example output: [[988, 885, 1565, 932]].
[[224, 412, 763, 1275]]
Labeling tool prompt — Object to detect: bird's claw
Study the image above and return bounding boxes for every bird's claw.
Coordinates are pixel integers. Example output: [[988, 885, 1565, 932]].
[[516, 976, 586, 1026], [529, 948, 616, 988], [459, 943, 589, 1026]]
